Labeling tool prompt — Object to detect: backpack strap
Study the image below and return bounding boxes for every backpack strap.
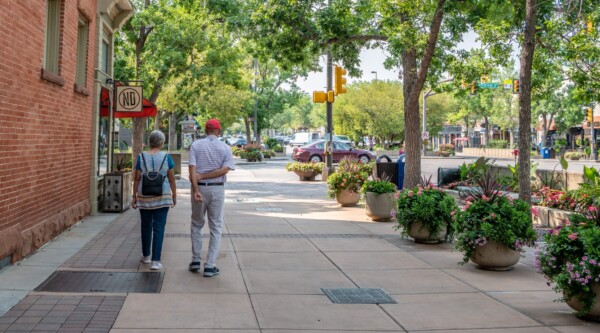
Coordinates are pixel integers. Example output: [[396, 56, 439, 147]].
[[140, 153, 149, 173], [157, 153, 168, 172]]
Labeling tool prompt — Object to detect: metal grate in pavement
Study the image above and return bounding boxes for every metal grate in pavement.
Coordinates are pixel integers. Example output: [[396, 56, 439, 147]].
[[35, 271, 163, 293], [321, 288, 397, 304]]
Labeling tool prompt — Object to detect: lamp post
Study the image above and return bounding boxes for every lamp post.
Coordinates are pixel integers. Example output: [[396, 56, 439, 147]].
[[371, 71, 378, 80]]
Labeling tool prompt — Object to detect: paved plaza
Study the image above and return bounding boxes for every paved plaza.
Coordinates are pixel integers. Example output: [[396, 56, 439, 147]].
[[0, 160, 599, 332]]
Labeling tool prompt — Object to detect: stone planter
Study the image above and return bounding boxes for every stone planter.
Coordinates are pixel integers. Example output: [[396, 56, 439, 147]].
[[294, 170, 318, 181], [438, 151, 451, 157], [103, 172, 132, 212], [408, 221, 448, 243], [365, 192, 395, 222], [336, 189, 360, 207], [470, 239, 520, 270], [565, 282, 600, 321]]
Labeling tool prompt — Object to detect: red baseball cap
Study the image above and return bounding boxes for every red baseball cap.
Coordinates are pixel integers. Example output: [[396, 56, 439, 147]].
[[205, 118, 221, 130]]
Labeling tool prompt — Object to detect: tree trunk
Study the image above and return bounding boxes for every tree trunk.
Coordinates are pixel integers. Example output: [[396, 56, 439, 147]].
[[402, 49, 421, 188], [132, 118, 144, 168], [168, 112, 177, 151], [518, 0, 537, 204], [244, 118, 252, 144]]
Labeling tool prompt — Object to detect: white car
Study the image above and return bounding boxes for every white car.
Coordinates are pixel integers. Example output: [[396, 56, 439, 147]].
[[324, 134, 353, 147]]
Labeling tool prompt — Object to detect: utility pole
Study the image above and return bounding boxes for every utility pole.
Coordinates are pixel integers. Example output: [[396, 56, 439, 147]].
[[253, 58, 259, 144], [592, 103, 597, 160], [326, 50, 333, 173]]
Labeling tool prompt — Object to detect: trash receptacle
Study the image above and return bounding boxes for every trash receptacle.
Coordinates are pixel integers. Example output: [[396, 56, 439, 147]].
[[541, 147, 550, 159], [437, 168, 460, 187], [397, 154, 405, 189], [549, 148, 556, 158], [374, 155, 398, 187]]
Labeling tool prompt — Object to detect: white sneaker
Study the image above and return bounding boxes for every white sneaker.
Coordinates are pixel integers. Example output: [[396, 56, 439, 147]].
[[141, 255, 151, 264], [150, 261, 162, 270]]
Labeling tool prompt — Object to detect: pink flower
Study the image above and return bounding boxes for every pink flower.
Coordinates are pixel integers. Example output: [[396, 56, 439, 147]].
[[394, 192, 400, 200], [568, 233, 578, 241], [450, 211, 456, 217], [531, 207, 539, 217], [408, 191, 414, 197], [482, 195, 490, 201], [489, 213, 496, 219], [588, 206, 597, 212]]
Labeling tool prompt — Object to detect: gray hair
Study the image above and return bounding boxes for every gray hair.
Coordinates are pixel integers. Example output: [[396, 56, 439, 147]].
[[148, 130, 165, 148]]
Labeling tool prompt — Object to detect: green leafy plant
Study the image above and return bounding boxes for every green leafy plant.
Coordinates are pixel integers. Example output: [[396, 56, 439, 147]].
[[244, 150, 263, 161], [114, 156, 132, 173], [327, 158, 368, 198], [536, 211, 600, 317], [285, 162, 325, 173], [394, 182, 457, 241], [565, 151, 585, 160], [501, 161, 538, 192], [361, 178, 397, 195], [454, 166, 537, 264], [487, 139, 509, 148]]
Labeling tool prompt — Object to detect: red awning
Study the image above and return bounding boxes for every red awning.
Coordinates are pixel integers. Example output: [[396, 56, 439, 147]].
[[453, 137, 469, 142], [100, 86, 157, 118]]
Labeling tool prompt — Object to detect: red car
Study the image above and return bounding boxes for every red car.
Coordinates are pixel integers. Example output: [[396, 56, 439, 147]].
[[292, 140, 376, 163]]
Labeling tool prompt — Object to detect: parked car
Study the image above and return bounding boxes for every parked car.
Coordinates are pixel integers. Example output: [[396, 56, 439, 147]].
[[289, 132, 321, 147], [323, 134, 353, 147], [292, 140, 375, 164], [229, 137, 247, 147], [274, 135, 291, 145]]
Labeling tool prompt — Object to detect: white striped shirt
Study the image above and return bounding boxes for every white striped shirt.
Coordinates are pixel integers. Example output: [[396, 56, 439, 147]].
[[189, 135, 235, 183]]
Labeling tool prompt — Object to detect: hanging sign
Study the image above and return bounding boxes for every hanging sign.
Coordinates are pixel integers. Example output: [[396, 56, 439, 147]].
[[116, 86, 143, 112]]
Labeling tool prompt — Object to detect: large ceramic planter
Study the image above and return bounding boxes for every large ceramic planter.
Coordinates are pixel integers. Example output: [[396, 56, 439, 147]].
[[565, 282, 600, 321], [365, 192, 395, 222], [408, 221, 447, 243], [336, 189, 360, 207], [470, 239, 520, 270], [294, 170, 318, 181]]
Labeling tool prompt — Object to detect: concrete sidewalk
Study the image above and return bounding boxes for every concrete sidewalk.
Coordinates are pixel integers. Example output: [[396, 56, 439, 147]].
[[1, 160, 599, 332]]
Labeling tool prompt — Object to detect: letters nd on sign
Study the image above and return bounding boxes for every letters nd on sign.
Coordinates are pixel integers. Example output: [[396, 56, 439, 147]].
[[116, 86, 143, 112]]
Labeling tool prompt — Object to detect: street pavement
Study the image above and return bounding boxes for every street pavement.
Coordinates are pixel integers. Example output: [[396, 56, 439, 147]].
[[0, 158, 599, 332]]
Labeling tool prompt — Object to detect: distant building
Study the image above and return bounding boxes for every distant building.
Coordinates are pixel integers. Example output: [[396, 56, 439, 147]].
[[0, 0, 133, 265]]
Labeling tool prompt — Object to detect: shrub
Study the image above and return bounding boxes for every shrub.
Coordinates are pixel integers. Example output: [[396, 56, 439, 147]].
[[361, 178, 397, 195], [565, 151, 585, 159], [327, 158, 369, 198], [395, 184, 457, 241], [536, 212, 600, 317], [487, 139, 509, 148], [285, 162, 324, 173]]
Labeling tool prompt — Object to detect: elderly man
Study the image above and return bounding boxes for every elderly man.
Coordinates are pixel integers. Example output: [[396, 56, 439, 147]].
[[188, 119, 235, 277]]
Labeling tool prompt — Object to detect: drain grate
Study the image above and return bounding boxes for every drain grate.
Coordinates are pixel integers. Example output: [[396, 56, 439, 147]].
[[35, 271, 163, 293], [321, 288, 397, 304]]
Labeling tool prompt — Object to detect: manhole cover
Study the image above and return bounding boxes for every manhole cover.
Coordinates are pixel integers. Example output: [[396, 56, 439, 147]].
[[255, 207, 283, 212], [321, 288, 396, 304], [35, 271, 163, 293]]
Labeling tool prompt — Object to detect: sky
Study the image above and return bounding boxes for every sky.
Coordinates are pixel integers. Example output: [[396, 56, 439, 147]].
[[295, 31, 483, 93]]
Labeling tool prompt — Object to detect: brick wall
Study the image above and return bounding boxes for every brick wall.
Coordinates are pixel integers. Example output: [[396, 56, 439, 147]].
[[0, 0, 97, 262]]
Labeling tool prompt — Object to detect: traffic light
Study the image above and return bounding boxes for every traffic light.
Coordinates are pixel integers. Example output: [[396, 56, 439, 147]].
[[334, 65, 347, 95], [513, 79, 520, 94], [327, 90, 335, 103], [587, 108, 593, 123], [470, 81, 476, 95], [481, 74, 489, 83], [312, 91, 326, 103]]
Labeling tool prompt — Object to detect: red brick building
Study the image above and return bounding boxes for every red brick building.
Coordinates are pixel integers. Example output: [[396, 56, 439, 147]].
[[0, 0, 133, 264]]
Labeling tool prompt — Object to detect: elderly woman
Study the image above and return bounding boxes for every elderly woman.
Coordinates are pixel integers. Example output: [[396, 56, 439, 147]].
[[132, 130, 177, 270]]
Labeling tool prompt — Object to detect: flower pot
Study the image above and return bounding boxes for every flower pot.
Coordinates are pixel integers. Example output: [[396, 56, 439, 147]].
[[365, 192, 395, 222], [336, 189, 360, 207], [565, 282, 600, 321], [103, 172, 132, 212], [294, 170, 317, 181], [470, 239, 520, 270], [439, 151, 451, 157], [408, 221, 447, 243]]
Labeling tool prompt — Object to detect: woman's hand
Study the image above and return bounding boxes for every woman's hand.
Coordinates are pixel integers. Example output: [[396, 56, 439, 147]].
[[131, 197, 137, 209], [172, 194, 177, 207]]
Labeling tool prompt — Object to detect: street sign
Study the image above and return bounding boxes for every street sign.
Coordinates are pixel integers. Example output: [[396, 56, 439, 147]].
[[422, 131, 429, 140], [116, 86, 143, 112], [477, 82, 499, 89]]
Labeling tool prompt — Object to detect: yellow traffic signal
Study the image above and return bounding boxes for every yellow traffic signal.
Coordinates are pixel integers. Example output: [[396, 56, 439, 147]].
[[327, 90, 335, 103], [513, 79, 520, 94], [587, 19, 593, 33], [470, 81, 476, 95], [334, 65, 347, 95], [588, 108, 593, 123], [313, 91, 326, 103], [481, 74, 489, 83]]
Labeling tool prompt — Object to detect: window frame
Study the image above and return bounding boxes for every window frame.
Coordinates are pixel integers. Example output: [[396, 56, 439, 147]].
[[42, 0, 64, 85], [74, 16, 89, 93]]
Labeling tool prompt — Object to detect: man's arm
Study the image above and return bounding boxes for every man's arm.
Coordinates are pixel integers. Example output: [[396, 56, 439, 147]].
[[198, 167, 231, 180], [189, 165, 202, 202]]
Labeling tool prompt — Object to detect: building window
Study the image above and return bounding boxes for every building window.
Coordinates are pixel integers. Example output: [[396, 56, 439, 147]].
[[44, 0, 61, 74], [75, 16, 89, 89], [100, 32, 112, 75]]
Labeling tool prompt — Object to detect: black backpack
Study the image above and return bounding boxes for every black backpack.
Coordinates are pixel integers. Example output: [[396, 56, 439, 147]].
[[140, 153, 168, 196]]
